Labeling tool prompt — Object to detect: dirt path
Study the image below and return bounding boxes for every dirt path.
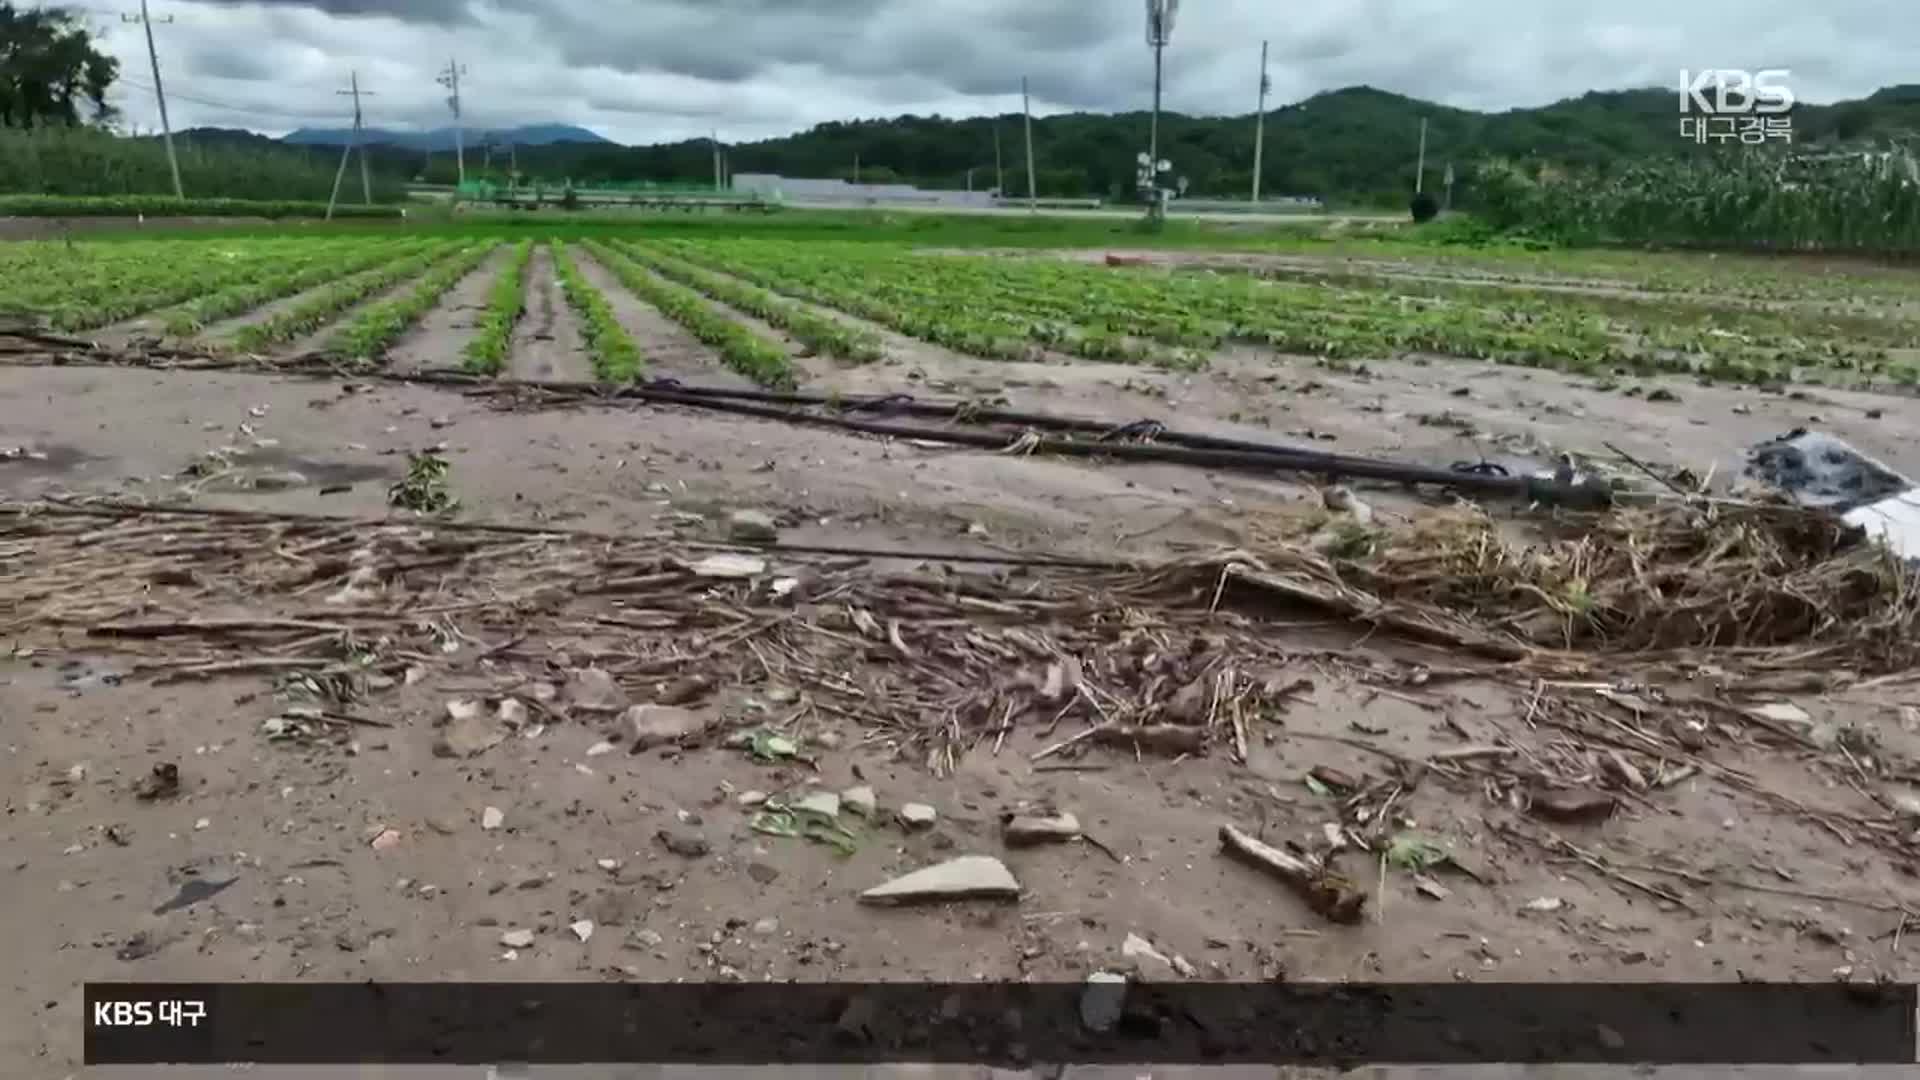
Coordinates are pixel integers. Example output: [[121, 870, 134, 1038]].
[[571, 250, 754, 389], [508, 244, 593, 382], [383, 243, 512, 374]]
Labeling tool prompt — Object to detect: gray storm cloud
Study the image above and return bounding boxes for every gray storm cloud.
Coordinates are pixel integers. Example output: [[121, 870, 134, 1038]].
[[91, 0, 1911, 144]]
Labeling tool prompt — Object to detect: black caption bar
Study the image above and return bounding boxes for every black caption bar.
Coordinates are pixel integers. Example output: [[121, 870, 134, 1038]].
[[85, 981, 1916, 1066]]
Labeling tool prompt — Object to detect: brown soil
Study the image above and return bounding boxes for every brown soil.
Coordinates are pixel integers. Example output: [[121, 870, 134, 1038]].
[[7, 254, 1920, 1077], [384, 244, 514, 374], [509, 245, 593, 382]]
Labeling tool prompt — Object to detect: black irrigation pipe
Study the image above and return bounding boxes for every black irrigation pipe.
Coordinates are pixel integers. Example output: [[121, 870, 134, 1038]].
[[447, 371, 1610, 507], [2, 346, 1612, 508]]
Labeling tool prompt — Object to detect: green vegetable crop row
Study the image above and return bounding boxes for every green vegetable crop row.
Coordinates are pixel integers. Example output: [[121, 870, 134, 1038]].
[[607, 239, 883, 364], [463, 240, 536, 374], [156, 239, 429, 337], [551, 240, 643, 382], [581, 240, 795, 388], [0, 194, 402, 219], [328, 243, 500, 361], [228, 241, 467, 352]]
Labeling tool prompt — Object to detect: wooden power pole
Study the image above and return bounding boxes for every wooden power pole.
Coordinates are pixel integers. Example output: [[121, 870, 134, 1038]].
[[1252, 40, 1269, 204], [1022, 77, 1036, 211], [123, 1, 183, 199]]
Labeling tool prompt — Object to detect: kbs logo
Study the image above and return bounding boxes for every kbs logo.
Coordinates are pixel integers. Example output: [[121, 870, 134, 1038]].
[[1677, 69, 1793, 145]]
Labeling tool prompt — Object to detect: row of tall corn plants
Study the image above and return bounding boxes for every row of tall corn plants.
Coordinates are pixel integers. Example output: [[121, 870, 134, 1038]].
[[0, 127, 407, 204], [1473, 150, 1920, 255]]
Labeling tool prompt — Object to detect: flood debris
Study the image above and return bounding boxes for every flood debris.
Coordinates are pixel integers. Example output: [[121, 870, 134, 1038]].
[[1528, 787, 1617, 824], [859, 855, 1020, 905], [1744, 429, 1920, 564], [1218, 822, 1367, 923]]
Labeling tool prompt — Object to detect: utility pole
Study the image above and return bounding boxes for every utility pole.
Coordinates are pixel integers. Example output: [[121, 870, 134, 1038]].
[[1021, 77, 1036, 211], [1443, 161, 1455, 212], [1415, 117, 1429, 194], [853, 153, 860, 184], [1252, 39, 1269, 204], [327, 71, 375, 218], [1145, 0, 1180, 221], [436, 58, 467, 185], [993, 121, 1003, 195], [123, 1, 183, 199], [712, 130, 722, 192]]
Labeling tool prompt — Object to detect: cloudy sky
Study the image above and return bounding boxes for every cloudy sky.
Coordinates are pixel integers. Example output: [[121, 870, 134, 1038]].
[[69, 0, 1914, 144]]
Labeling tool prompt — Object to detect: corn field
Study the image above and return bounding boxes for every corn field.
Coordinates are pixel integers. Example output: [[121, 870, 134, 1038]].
[[1474, 150, 1920, 255], [0, 126, 406, 204]]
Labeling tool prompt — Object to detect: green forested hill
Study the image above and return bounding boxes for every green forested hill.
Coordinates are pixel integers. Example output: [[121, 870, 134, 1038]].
[[422, 83, 1920, 205]]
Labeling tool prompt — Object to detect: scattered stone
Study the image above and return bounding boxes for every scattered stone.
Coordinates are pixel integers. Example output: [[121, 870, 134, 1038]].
[[1121, 932, 1176, 978], [1745, 701, 1812, 726], [133, 763, 181, 801], [596, 858, 619, 871], [429, 415, 452, 430], [624, 704, 711, 750], [567, 668, 627, 713], [499, 929, 535, 949], [153, 876, 238, 915], [1646, 387, 1680, 403], [481, 806, 505, 831], [1080, 972, 1127, 1033], [370, 828, 402, 851], [897, 803, 937, 829], [859, 855, 1020, 905], [655, 674, 714, 706], [569, 919, 595, 943], [656, 827, 710, 858], [1528, 788, 1616, 823], [1003, 810, 1081, 847], [752, 917, 779, 935], [728, 509, 779, 542], [1523, 896, 1566, 913], [251, 470, 307, 492], [737, 790, 769, 808], [434, 701, 507, 758], [627, 928, 665, 950], [1412, 874, 1452, 900], [427, 815, 460, 836], [527, 682, 558, 704], [794, 791, 841, 820], [586, 741, 616, 757], [810, 730, 844, 750], [495, 698, 529, 728], [747, 861, 780, 885], [840, 786, 877, 817]]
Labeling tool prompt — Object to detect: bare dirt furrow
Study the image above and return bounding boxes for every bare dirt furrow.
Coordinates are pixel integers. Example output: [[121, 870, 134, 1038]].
[[382, 244, 514, 374], [507, 244, 593, 382], [569, 249, 755, 388]]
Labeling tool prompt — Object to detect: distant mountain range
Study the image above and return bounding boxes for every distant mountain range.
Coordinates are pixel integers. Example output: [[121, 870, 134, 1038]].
[[279, 124, 612, 151], [156, 83, 1920, 203]]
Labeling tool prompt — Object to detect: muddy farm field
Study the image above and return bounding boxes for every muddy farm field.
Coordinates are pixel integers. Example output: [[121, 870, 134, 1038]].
[[6, 221, 1920, 1077]]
